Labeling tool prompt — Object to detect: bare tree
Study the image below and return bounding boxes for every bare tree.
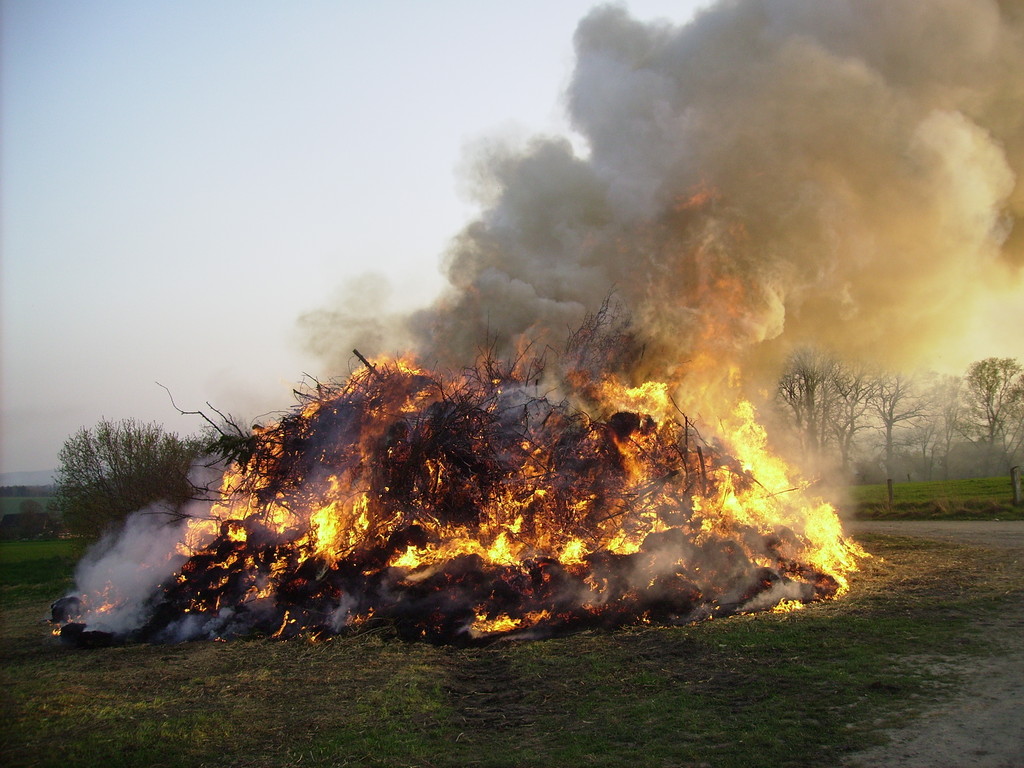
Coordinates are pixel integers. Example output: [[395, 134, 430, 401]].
[[928, 374, 965, 480], [904, 412, 939, 480], [870, 372, 930, 479], [776, 347, 838, 462], [894, 372, 960, 481], [776, 348, 880, 475], [829, 363, 878, 473]]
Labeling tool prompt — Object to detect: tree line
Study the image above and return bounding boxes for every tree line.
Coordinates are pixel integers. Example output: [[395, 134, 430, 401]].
[[775, 353, 1024, 483], [0, 485, 55, 497]]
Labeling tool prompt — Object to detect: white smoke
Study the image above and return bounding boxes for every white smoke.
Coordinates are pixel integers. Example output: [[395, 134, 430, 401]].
[[64, 504, 206, 636], [303, 0, 1023, 402], [739, 578, 809, 613]]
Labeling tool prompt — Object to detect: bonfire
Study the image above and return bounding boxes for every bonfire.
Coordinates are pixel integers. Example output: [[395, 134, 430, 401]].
[[52, 321, 862, 647]]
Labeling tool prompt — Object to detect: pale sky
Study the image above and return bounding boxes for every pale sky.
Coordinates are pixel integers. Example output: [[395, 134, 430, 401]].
[[1, 1, 709, 475]]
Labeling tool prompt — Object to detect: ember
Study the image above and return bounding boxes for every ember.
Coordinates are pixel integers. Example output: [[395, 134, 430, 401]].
[[52, 344, 862, 647]]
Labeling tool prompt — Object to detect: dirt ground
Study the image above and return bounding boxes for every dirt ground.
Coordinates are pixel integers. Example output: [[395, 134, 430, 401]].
[[844, 520, 1024, 768]]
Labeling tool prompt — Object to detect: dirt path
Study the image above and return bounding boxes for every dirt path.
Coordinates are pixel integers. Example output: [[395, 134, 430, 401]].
[[844, 521, 1024, 768], [847, 519, 1024, 550]]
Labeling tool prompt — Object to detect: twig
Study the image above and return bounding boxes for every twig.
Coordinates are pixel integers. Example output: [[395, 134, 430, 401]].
[[353, 348, 376, 372]]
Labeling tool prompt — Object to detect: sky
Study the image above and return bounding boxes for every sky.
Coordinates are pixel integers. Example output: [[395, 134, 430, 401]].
[[1, 1, 712, 476]]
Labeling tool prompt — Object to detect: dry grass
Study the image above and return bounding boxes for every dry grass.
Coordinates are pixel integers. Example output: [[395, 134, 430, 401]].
[[2, 534, 1022, 768]]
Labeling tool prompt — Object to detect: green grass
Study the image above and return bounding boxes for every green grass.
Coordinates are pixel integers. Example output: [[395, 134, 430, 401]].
[[1, 532, 1021, 767], [0, 539, 80, 603], [849, 476, 1024, 519]]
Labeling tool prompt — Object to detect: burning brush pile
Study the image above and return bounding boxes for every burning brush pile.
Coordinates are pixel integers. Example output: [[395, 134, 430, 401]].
[[52, 345, 861, 647]]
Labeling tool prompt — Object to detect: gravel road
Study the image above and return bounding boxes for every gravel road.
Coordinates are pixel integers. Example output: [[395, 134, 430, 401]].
[[847, 519, 1024, 550], [843, 520, 1024, 768]]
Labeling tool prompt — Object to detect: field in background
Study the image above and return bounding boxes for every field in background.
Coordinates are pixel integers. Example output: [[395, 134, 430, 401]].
[[849, 476, 1023, 520], [0, 497, 55, 516], [0, 540, 80, 602], [1, 532, 1022, 767]]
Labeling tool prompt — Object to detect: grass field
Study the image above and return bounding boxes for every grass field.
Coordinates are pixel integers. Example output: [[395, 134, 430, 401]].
[[849, 476, 1024, 520], [0, 539, 79, 602], [1, 533, 1022, 768]]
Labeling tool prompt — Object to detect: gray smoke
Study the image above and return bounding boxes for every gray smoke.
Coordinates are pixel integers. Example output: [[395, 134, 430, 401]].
[[303, 0, 1023, 405]]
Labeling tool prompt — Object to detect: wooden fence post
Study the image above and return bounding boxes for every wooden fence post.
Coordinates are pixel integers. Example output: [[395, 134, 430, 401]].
[[1012, 466, 1022, 506]]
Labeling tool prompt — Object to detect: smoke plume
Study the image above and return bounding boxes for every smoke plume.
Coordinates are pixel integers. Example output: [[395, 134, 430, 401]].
[[60, 508, 194, 636], [303, 0, 1023, 405]]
